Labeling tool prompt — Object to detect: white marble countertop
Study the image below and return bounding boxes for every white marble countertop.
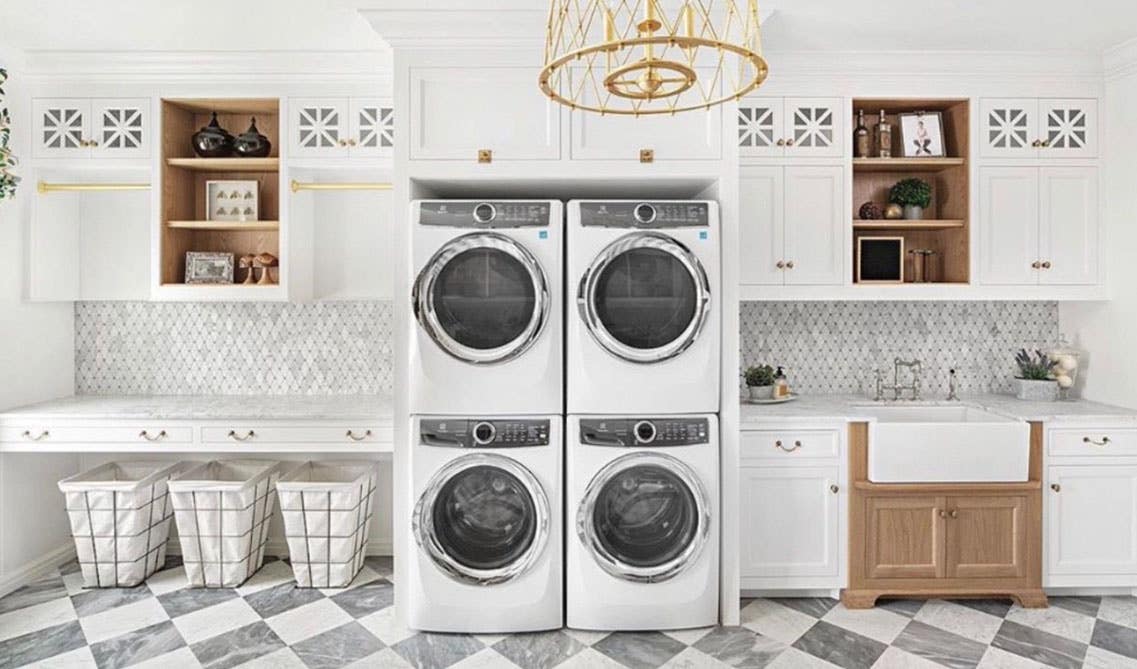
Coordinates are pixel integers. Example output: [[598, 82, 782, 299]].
[[740, 393, 1137, 425], [0, 395, 394, 423]]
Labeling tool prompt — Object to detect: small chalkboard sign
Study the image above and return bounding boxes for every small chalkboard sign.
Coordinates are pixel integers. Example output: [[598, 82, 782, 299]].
[[857, 237, 905, 283]]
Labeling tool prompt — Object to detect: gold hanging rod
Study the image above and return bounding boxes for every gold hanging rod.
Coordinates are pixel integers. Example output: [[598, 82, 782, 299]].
[[38, 181, 151, 194], [290, 180, 393, 193]]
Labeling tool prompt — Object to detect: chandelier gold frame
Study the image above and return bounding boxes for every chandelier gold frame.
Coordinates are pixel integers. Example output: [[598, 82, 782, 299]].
[[540, 0, 769, 116]]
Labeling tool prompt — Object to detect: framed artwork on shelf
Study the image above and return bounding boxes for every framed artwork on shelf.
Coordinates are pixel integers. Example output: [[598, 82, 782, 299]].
[[185, 252, 235, 284], [898, 111, 945, 158], [206, 180, 259, 222], [857, 237, 905, 284]]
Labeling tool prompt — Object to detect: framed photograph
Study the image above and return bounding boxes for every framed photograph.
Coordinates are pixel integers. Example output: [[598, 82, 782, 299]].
[[185, 252, 235, 284], [898, 111, 945, 158], [206, 180, 259, 222], [857, 237, 905, 284]]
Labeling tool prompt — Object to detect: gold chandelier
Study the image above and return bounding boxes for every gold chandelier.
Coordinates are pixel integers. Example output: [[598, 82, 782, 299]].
[[540, 0, 768, 116]]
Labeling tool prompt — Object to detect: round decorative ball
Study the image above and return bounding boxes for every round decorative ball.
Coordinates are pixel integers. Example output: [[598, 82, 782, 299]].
[[858, 202, 883, 220], [1056, 374, 1074, 389], [883, 203, 904, 219]]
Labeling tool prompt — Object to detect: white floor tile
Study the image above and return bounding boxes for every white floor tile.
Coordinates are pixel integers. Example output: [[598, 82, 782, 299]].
[[61, 571, 87, 597], [1084, 645, 1137, 669], [145, 567, 190, 597], [128, 646, 202, 669], [1005, 603, 1096, 644], [914, 599, 1004, 644], [820, 603, 910, 644], [871, 646, 943, 669], [976, 645, 1049, 668], [317, 566, 380, 596], [16, 645, 97, 669], [661, 626, 714, 645], [764, 646, 841, 669], [173, 597, 261, 645], [343, 647, 414, 669], [1100, 597, 1137, 630], [473, 633, 507, 647], [232, 647, 307, 669], [562, 628, 610, 646], [357, 607, 416, 647], [741, 599, 818, 645], [556, 647, 628, 669], [79, 597, 169, 644], [447, 647, 519, 669], [235, 561, 295, 596], [0, 597, 77, 642], [264, 597, 352, 646], [660, 646, 732, 668]]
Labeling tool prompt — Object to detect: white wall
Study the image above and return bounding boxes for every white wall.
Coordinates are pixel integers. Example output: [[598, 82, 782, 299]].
[[1060, 56, 1137, 407]]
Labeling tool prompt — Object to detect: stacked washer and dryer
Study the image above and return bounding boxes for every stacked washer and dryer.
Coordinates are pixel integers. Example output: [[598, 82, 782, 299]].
[[406, 198, 721, 633]]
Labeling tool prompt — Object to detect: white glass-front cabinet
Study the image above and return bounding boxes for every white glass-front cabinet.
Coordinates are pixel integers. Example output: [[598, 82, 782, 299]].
[[290, 98, 394, 159], [980, 98, 1097, 159], [740, 165, 844, 287], [979, 166, 1099, 285], [738, 97, 843, 158], [33, 98, 150, 159]]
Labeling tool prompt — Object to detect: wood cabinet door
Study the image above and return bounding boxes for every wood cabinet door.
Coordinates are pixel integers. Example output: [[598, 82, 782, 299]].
[[740, 466, 841, 578], [866, 496, 945, 579], [32, 98, 90, 158], [290, 98, 350, 158], [945, 496, 1027, 579], [978, 166, 1040, 285], [1038, 166, 1099, 285], [1048, 466, 1137, 577], [783, 98, 843, 158], [980, 98, 1038, 158], [349, 99, 394, 158], [1039, 99, 1097, 158], [89, 99, 150, 159], [783, 165, 844, 286], [737, 99, 784, 158], [738, 166, 785, 286]]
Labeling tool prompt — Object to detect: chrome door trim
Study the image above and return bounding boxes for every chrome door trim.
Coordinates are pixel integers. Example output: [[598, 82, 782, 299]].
[[413, 452, 550, 585], [413, 232, 549, 365], [576, 451, 711, 583], [577, 232, 710, 364]]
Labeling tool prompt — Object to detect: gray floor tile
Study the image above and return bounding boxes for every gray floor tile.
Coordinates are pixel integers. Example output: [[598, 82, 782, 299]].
[[59, 560, 82, 575], [329, 580, 393, 619], [769, 598, 838, 619], [190, 621, 286, 669], [0, 620, 87, 668], [991, 619, 1087, 669], [791, 620, 887, 669], [163, 554, 185, 571], [957, 599, 1014, 619], [243, 581, 325, 619], [364, 556, 393, 578], [392, 632, 484, 669], [691, 626, 786, 668], [90, 620, 186, 669], [71, 586, 153, 617], [891, 619, 988, 669], [0, 574, 68, 615], [1092, 618, 1137, 661], [291, 620, 385, 669], [492, 630, 586, 669], [1052, 596, 1102, 619], [876, 599, 925, 618], [593, 631, 688, 669], [158, 587, 239, 618]]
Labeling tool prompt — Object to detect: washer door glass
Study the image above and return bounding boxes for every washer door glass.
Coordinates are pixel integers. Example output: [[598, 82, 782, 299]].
[[592, 463, 699, 570], [431, 464, 537, 572]]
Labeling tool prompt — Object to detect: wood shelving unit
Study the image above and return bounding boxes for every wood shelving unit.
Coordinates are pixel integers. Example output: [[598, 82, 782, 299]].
[[160, 98, 281, 287], [852, 98, 971, 285]]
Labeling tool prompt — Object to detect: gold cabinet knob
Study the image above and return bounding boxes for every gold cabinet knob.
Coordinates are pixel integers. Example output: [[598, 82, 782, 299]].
[[785, 261, 795, 269], [1031, 139, 1042, 148], [1051, 483, 1061, 492], [347, 138, 358, 146], [776, 260, 786, 269], [1041, 261, 1052, 269], [1040, 139, 1051, 148], [776, 138, 786, 147], [1032, 261, 1042, 269], [478, 149, 493, 163], [938, 509, 947, 518], [829, 484, 839, 494], [949, 509, 958, 518], [785, 138, 795, 147]]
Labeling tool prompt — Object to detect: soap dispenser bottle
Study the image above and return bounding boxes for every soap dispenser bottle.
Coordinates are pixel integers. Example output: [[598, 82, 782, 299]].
[[774, 367, 790, 398]]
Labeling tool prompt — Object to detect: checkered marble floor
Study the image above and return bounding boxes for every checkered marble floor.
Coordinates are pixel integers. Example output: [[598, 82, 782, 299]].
[[2, 556, 1137, 669]]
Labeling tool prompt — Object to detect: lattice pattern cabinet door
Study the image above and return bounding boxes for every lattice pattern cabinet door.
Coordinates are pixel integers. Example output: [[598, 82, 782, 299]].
[[784, 98, 843, 157], [1039, 99, 1097, 158], [737, 100, 784, 158], [291, 99, 349, 157], [32, 98, 89, 158], [350, 99, 394, 158], [91, 99, 150, 159], [981, 99, 1038, 158]]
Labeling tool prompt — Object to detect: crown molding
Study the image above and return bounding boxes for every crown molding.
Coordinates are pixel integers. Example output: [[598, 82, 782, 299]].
[[21, 50, 393, 81], [761, 49, 1103, 79], [1105, 36, 1137, 81]]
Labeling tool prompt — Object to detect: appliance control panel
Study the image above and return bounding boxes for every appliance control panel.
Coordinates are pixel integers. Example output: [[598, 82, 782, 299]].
[[420, 419, 551, 448], [579, 418, 710, 447], [417, 201, 552, 228], [578, 201, 711, 228]]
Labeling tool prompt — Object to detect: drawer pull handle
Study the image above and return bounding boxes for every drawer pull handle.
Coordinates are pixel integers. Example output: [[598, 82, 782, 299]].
[[1051, 483, 1061, 492], [228, 430, 256, 441], [346, 429, 372, 441], [21, 430, 49, 441], [139, 430, 167, 442], [774, 440, 802, 452], [829, 484, 839, 494], [1083, 436, 1111, 446]]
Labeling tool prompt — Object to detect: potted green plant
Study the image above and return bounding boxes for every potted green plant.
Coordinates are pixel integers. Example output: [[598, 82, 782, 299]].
[[1013, 349, 1058, 401], [744, 364, 776, 401], [889, 178, 931, 220]]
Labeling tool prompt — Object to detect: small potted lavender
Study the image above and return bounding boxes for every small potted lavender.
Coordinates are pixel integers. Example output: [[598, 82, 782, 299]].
[[1013, 349, 1059, 401]]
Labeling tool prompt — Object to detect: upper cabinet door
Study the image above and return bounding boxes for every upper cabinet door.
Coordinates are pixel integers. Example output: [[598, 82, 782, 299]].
[[90, 99, 150, 159], [290, 98, 350, 158], [980, 98, 1038, 158], [1039, 167, 1099, 285], [737, 99, 785, 158], [349, 99, 394, 158], [409, 67, 560, 161], [1039, 99, 1097, 158], [739, 166, 785, 286], [33, 98, 89, 158], [783, 98, 843, 158], [979, 166, 1040, 285], [783, 165, 844, 285]]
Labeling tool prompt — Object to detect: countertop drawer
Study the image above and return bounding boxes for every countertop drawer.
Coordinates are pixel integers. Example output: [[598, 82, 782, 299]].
[[741, 429, 840, 461], [200, 425, 390, 445], [0, 425, 193, 444], [1049, 428, 1137, 457]]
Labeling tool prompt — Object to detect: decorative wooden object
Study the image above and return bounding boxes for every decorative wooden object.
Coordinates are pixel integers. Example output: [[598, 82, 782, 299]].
[[239, 254, 257, 285], [255, 252, 278, 285], [843, 422, 1046, 609]]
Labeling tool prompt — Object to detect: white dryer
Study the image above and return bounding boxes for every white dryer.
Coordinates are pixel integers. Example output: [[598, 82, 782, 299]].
[[567, 200, 720, 414], [410, 200, 562, 415], [407, 415, 562, 633], [566, 414, 719, 630]]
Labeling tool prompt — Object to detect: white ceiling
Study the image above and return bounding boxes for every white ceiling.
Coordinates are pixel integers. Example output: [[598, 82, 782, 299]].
[[0, 0, 1133, 55]]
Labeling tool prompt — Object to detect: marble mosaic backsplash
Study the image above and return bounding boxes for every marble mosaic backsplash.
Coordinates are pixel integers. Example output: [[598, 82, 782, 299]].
[[740, 301, 1060, 396], [75, 302, 392, 395]]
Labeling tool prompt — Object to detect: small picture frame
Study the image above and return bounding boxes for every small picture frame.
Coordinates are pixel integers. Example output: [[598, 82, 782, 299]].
[[898, 111, 946, 158], [857, 237, 905, 284], [206, 180, 258, 222], [185, 252, 235, 284]]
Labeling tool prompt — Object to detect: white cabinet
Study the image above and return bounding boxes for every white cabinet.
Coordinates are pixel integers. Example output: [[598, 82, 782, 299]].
[[980, 98, 1097, 159], [979, 166, 1098, 286], [1047, 465, 1137, 579], [570, 106, 721, 161], [740, 165, 844, 287], [738, 97, 843, 158], [290, 98, 393, 159], [408, 67, 560, 161], [33, 98, 150, 159], [741, 466, 841, 579]]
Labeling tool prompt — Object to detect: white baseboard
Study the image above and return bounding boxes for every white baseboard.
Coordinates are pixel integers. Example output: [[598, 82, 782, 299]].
[[0, 542, 76, 599]]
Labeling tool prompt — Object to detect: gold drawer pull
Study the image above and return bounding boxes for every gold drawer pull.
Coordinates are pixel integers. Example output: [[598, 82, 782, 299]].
[[346, 429, 372, 442], [228, 430, 256, 442], [1083, 436, 1111, 446], [1051, 483, 1061, 492], [774, 440, 802, 452], [139, 430, 167, 442], [21, 430, 49, 441]]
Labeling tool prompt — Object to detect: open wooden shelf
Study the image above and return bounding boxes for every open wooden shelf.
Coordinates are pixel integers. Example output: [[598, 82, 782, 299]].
[[167, 220, 280, 231], [166, 157, 280, 172], [853, 219, 965, 231], [853, 157, 965, 172]]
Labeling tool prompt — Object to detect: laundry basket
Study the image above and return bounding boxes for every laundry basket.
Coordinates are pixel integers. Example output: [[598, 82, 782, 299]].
[[277, 461, 378, 588], [168, 459, 282, 588], [58, 461, 187, 588]]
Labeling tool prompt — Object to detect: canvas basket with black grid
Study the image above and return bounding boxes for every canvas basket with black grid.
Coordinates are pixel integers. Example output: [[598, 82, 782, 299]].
[[58, 461, 188, 588], [168, 459, 282, 588], [277, 460, 379, 588]]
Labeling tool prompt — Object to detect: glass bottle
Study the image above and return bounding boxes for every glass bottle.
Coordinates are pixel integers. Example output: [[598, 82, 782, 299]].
[[876, 110, 893, 158], [773, 366, 790, 398], [854, 109, 870, 158]]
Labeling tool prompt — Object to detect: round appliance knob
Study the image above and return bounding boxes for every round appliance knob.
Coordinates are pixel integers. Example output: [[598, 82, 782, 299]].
[[633, 420, 657, 444], [473, 203, 497, 224], [472, 421, 496, 445], [633, 203, 657, 224]]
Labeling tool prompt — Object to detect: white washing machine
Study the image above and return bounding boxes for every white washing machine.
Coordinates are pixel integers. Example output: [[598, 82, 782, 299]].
[[567, 200, 720, 414], [566, 414, 719, 630], [407, 415, 562, 633], [410, 200, 563, 415]]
